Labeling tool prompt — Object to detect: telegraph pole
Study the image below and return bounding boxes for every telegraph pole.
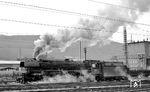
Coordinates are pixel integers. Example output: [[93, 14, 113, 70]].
[[84, 47, 87, 61], [124, 26, 128, 66], [79, 41, 81, 61]]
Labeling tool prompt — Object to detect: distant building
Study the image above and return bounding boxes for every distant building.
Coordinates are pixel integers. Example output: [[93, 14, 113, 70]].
[[127, 41, 150, 70], [0, 60, 20, 68], [113, 41, 150, 70]]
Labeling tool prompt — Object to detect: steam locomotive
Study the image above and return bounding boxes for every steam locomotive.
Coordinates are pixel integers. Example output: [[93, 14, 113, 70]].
[[17, 56, 150, 83], [17, 58, 129, 83]]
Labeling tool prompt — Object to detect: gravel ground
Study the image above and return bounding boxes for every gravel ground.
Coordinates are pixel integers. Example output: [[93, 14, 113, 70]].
[[0, 81, 150, 92]]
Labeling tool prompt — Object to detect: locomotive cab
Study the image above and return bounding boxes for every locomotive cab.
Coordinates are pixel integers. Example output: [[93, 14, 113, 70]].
[[84, 60, 128, 81]]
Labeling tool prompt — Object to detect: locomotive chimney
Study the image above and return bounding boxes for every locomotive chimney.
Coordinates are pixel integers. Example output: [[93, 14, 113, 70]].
[[124, 26, 128, 66]]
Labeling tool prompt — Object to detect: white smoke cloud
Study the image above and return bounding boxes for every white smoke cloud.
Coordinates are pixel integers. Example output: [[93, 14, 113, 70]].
[[33, 0, 150, 59], [125, 0, 150, 13], [33, 18, 107, 59], [122, 0, 150, 30], [36, 70, 95, 83], [115, 66, 132, 80]]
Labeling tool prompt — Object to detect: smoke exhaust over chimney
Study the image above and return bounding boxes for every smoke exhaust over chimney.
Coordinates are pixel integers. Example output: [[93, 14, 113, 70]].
[[33, 0, 150, 60]]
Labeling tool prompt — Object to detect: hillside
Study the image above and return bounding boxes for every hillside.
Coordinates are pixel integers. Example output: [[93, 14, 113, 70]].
[[0, 35, 123, 61], [0, 35, 39, 60]]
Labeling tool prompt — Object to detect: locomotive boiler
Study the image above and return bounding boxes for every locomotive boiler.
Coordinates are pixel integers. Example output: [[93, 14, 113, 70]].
[[17, 58, 128, 83]]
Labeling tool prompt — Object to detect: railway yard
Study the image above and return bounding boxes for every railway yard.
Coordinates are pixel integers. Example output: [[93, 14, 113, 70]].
[[0, 22, 150, 92], [0, 80, 150, 92], [0, 0, 150, 91]]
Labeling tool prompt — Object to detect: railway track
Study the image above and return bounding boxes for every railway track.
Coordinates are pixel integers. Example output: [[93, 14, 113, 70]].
[[1, 80, 150, 92]]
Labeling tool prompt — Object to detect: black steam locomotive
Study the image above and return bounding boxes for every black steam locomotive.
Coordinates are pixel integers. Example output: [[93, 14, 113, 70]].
[[17, 58, 129, 83]]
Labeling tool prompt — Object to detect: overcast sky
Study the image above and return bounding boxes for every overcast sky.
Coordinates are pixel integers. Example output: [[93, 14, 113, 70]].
[[0, 0, 150, 43]]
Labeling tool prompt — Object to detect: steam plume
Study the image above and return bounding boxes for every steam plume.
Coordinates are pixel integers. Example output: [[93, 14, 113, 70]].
[[33, 0, 150, 59], [115, 66, 132, 80], [125, 0, 150, 13], [37, 70, 95, 83]]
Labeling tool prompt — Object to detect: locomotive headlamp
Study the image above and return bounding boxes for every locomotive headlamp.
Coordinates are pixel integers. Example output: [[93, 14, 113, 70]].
[[92, 64, 96, 68]]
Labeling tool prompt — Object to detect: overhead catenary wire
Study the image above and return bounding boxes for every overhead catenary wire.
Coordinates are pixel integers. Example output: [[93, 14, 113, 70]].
[[0, 38, 34, 43], [0, 18, 150, 37], [0, 1, 150, 38], [0, 1, 150, 27], [1, 0, 150, 36], [0, 18, 104, 31], [88, 0, 136, 10], [0, 46, 33, 49], [0, 31, 40, 35], [0, 18, 149, 36]]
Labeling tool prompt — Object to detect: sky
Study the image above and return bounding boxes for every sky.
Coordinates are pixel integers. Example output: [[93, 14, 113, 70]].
[[0, 0, 150, 43]]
